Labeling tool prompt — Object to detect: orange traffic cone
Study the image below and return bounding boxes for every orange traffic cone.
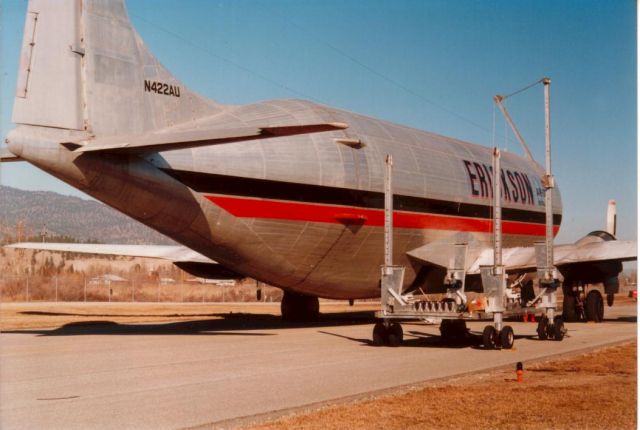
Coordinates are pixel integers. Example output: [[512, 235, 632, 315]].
[[516, 362, 524, 382]]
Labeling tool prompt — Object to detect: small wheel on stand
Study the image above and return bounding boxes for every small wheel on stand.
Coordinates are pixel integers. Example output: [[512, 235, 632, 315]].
[[387, 322, 403, 347], [440, 319, 467, 344], [552, 316, 566, 341], [500, 326, 514, 349], [482, 325, 498, 349], [372, 321, 388, 346], [537, 316, 549, 340], [451, 319, 468, 340], [546, 320, 555, 339]]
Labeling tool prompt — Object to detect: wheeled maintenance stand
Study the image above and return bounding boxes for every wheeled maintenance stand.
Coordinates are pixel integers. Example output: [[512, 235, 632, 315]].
[[372, 78, 566, 348], [373, 151, 521, 349], [532, 78, 566, 341], [479, 148, 514, 349]]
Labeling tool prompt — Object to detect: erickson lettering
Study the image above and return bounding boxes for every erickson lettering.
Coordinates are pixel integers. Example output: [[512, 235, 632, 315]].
[[462, 159, 536, 205]]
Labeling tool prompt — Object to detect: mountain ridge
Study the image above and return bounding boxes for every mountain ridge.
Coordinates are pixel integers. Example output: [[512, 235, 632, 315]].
[[0, 185, 175, 245]]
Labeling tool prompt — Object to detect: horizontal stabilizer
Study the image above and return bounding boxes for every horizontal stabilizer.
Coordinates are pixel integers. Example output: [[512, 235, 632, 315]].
[[1, 148, 23, 162], [63, 122, 349, 154]]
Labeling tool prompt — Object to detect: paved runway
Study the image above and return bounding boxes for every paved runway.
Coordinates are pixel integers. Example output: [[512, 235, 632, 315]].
[[1, 303, 636, 429]]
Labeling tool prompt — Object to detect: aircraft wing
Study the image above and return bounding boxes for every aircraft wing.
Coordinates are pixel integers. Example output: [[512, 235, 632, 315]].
[[466, 240, 636, 274], [62, 122, 348, 154], [408, 237, 637, 275], [5, 242, 243, 279], [6, 242, 215, 264]]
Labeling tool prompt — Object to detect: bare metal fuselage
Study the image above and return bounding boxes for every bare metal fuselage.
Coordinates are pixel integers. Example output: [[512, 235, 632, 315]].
[[10, 99, 562, 299]]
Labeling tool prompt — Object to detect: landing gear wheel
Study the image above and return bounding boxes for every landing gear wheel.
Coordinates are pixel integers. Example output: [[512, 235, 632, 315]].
[[387, 323, 403, 347], [280, 291, 320, 322], [500, 326, 514, 349], [482, 325, 498, 349], [307, 297, 320, 319], [552, 316, 565, 341], [562, 294, 578, 322], [372, 321, 388, 346], [537, 316, 549, 340], [585, 290, 604, 322]]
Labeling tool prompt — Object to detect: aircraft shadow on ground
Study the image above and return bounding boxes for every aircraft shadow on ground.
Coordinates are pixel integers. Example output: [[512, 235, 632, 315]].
[[605, 315, 637, 323], [6, 310, 377, 337], [318, 328, 540, 349], [20, 311, 230, 318], [6, 311, 634, 339]]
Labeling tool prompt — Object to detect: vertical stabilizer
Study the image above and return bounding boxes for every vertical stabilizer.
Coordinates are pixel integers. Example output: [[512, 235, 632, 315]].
[[12, 0, 224, 136], [12, 0, 84, 130]]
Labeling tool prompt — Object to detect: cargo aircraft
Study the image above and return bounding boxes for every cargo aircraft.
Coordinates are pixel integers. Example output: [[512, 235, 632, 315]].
[[2, 1, 635, 340]]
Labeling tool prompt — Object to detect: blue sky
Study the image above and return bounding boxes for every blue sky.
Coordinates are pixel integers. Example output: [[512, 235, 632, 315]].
[[0, 0, 636, 244]]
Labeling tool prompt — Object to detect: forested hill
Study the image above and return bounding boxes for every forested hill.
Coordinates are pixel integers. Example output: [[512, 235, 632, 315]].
[[0, 185, 175, 245]]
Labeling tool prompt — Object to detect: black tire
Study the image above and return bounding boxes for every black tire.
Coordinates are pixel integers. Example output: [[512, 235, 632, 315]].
[[451, 319, 468, 339], [537, 316, 549, 340], [562, 294, 578, 322], [280, 293, 298, 321], [387, 323, 403, 347], [553, 316, 565, 341], [307, 296, 320, 320], [482, 325, 497, 349], [372, 322, 388, 346], [500, 326, 514, 349], [546, 321, 556, 339], [281, 292, 319, 322], [440, 319, 467, 343], [439, 319, 452, 340], [585, 290, 604, 322]]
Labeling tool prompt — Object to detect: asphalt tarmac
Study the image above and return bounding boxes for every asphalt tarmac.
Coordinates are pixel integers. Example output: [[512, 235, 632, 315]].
[[0, 303, 636, 429]]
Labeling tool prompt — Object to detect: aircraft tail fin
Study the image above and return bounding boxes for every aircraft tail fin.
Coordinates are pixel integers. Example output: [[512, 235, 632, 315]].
[[12, 0, 223, 136], [606, 200, 617, 236]]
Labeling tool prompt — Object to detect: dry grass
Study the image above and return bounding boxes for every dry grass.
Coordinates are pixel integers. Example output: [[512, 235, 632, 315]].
[[247, 342, 637, 430], [0, 301, 379, 330]]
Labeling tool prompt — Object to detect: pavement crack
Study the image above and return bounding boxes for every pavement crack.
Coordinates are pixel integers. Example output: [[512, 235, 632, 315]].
[[37, 395, 80, 401]]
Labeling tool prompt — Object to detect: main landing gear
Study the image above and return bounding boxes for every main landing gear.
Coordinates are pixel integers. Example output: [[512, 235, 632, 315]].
[[562, 282, 605, 323], [585, 290, 605, 322], [280, 291, 319, 322]]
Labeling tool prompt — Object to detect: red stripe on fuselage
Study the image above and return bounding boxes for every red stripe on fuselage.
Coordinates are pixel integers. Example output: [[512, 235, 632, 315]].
[[205, 195, 560, 236]]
